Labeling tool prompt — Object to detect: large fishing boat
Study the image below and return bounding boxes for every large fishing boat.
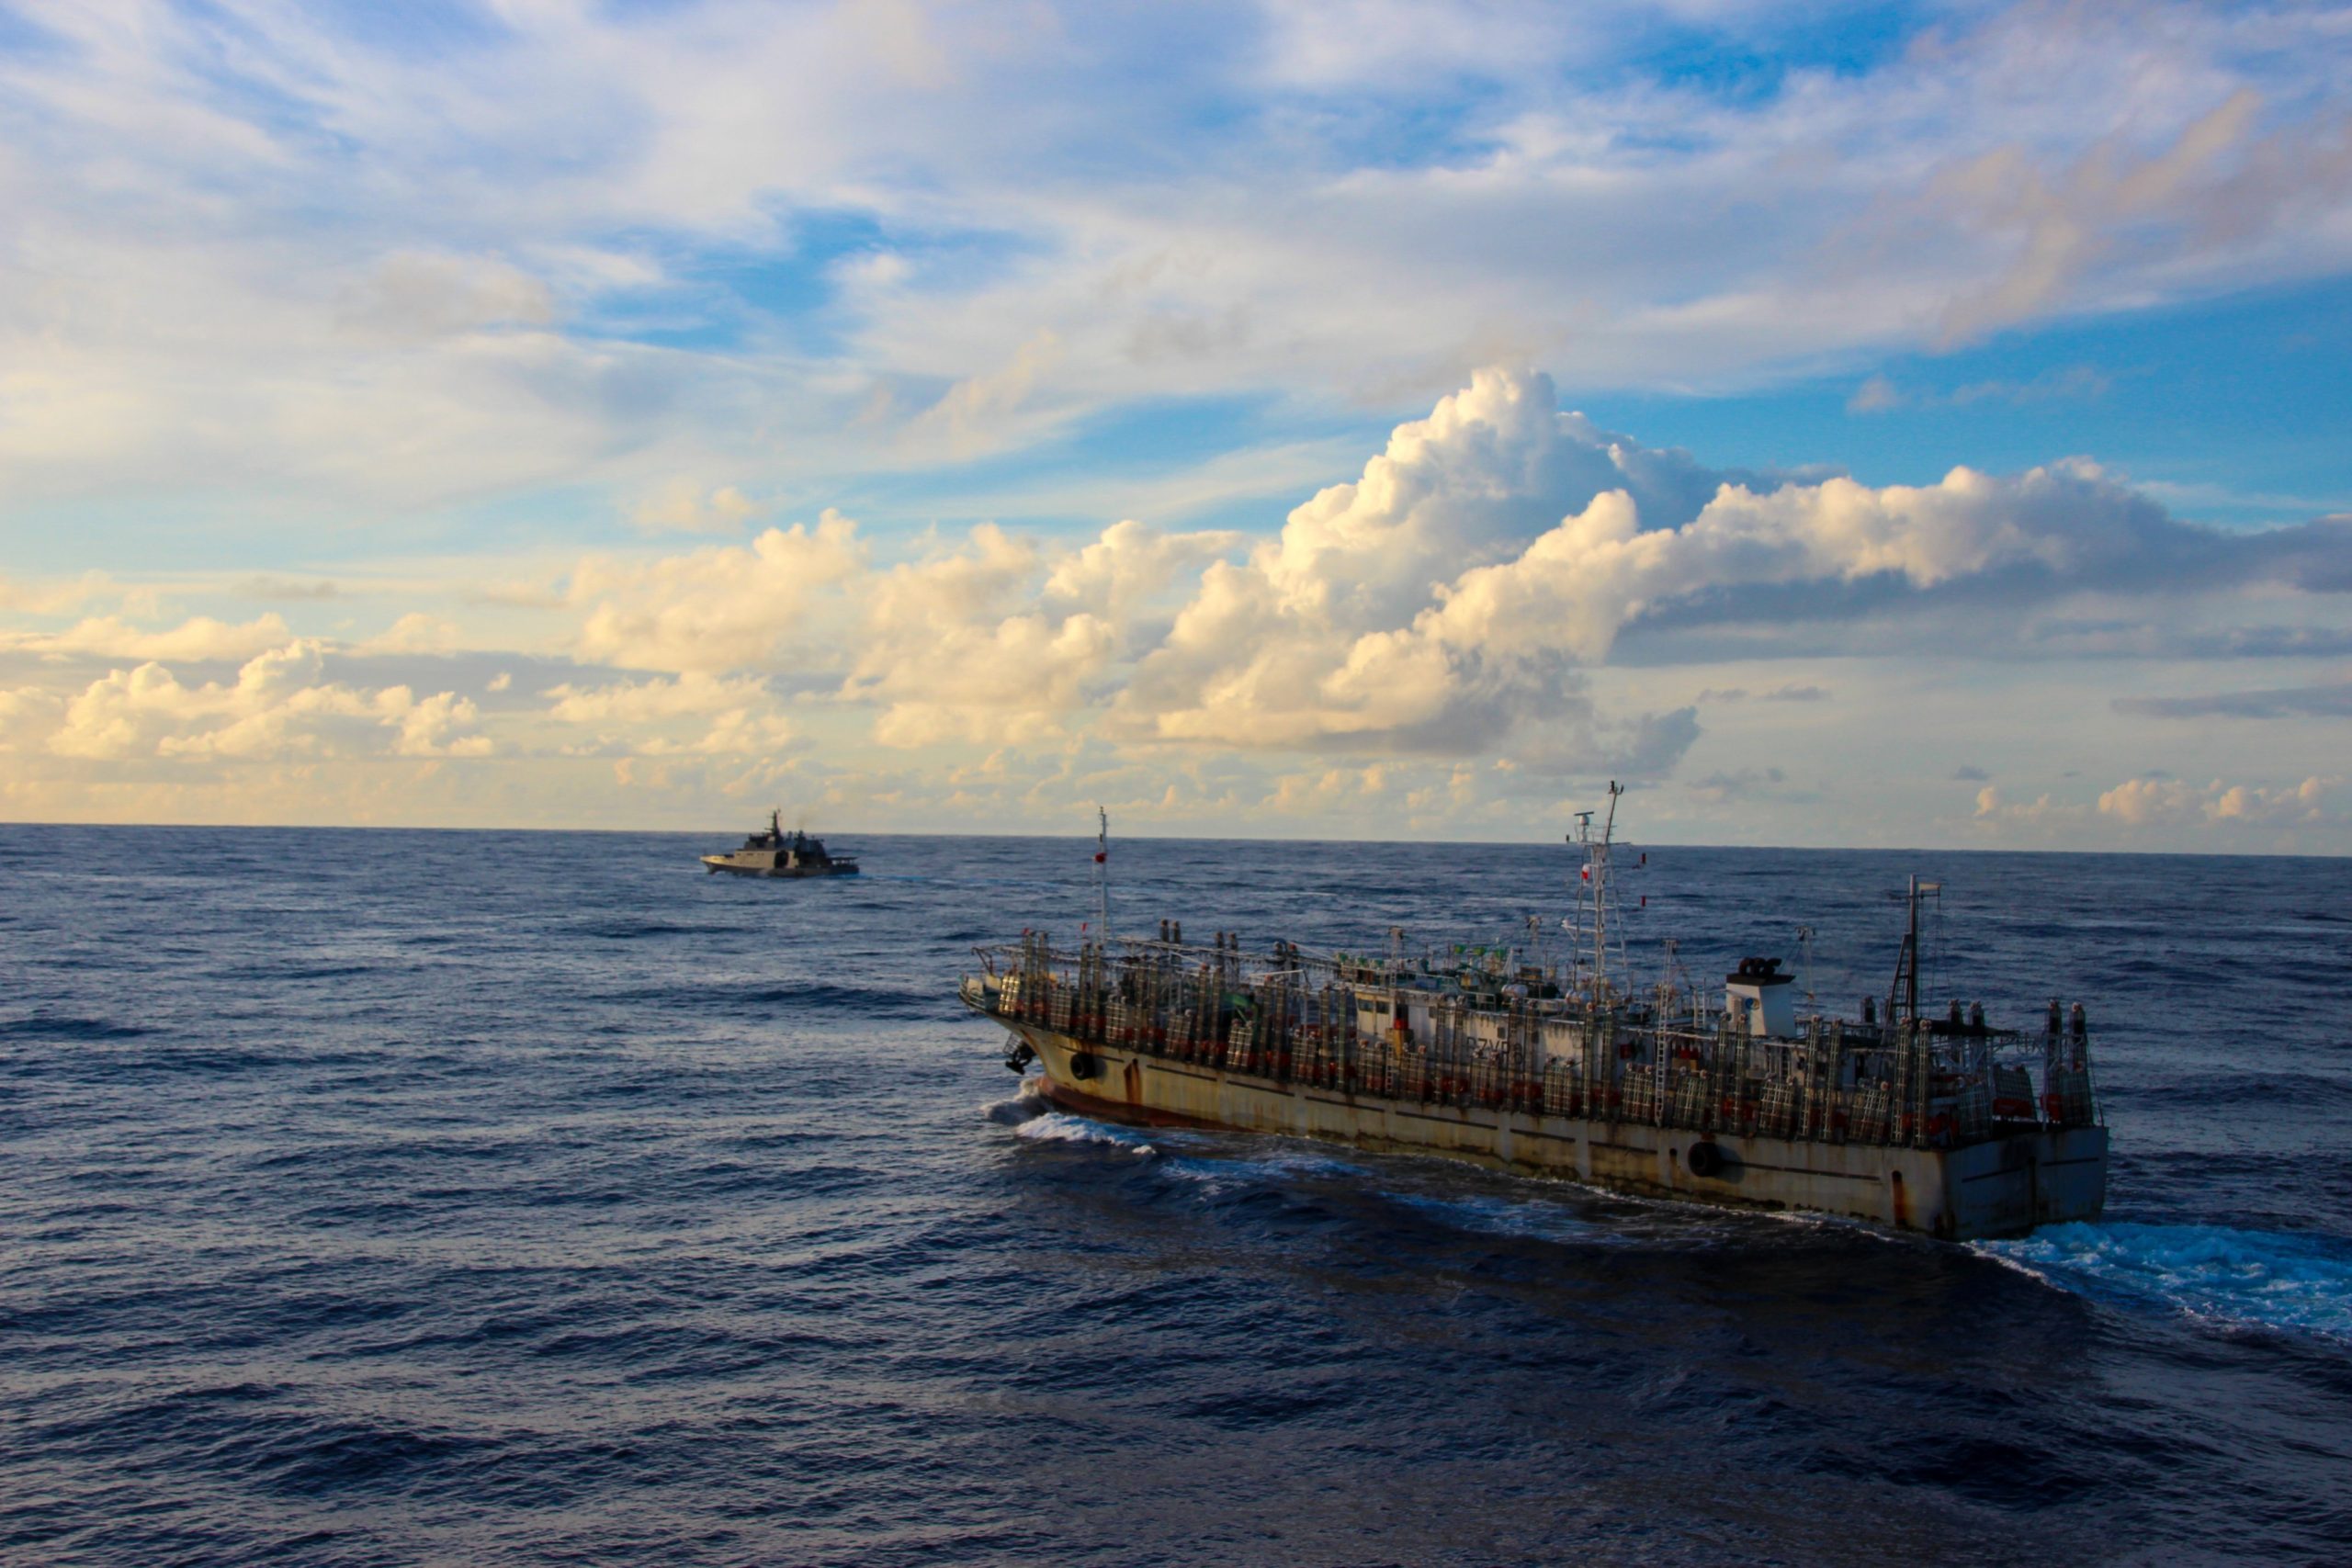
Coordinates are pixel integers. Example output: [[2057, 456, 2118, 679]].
[[961, 795, 2108, 1241]]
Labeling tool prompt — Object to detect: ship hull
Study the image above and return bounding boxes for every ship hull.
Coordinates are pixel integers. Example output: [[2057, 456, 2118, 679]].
[[700, 855, 858, 877], [1001, 1019, 2106, 1242]]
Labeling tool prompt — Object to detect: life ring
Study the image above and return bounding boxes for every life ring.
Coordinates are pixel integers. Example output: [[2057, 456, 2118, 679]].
[[1687, 1142, 1725, 1179]]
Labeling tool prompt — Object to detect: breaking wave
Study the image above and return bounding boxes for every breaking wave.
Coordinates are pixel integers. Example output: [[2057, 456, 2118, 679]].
[[1012, 1111, 1158, 1156]]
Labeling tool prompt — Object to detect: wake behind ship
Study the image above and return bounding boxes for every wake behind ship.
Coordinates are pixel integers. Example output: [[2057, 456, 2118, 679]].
[[962, 795, 2108, 1241]]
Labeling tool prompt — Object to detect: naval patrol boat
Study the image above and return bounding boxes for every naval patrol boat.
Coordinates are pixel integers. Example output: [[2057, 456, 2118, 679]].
[[960, 795, 2108, 1241], [701, 810, 860, 877]]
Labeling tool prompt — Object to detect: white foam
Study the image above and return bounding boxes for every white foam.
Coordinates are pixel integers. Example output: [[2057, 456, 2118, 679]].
[[1977, 1222, 2352, 1341], [1150, 1140, 1365, 1195], [1012, 1111, 1158, 1157], [980, 1088, 1051, 1124]]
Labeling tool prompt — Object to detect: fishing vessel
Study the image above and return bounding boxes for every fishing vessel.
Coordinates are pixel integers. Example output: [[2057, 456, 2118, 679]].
[[960, 795, 2108, 1241], [700, 810, 860, 877]]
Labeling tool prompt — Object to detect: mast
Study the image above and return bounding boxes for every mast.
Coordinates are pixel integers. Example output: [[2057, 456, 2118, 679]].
[[1092, 806, 1111, 940], [1570, 781, 1628, 998], [1906, 875, 1919, 1026], [1596, 781, 1620, 984], [1886, 874, 1940, 1029]]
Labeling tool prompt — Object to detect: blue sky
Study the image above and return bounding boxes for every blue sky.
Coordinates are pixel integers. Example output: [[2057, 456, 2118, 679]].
[[1, 0, 2347, 849]]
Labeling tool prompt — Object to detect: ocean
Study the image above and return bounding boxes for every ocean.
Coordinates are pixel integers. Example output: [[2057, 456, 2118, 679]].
[[2, 824, 2346, 1565]]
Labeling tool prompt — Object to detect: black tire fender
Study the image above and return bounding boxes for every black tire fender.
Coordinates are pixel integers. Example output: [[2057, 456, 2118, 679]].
[[1687, 1141, 1725, 1179], [1069, 1052, 1102, 1081]]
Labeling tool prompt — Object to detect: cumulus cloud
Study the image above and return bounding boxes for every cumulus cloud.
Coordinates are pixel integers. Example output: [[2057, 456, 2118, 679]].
[[540, 367, 2352, 777], [544, 671, 795, 756], [1973, 785, 2081, 827], [10, 359, 2352, 842], [13, 641, 490, 762], [847, 524, 1117, 747], [566, 506, 1242, 746], [570, 511, 869, 673], [1102, 367, 2350, 754], [2097, 774, 2342, 829]]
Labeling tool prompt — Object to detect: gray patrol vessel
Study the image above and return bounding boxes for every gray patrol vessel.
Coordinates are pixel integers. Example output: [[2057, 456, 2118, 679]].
[[701, 810, 860, 878]]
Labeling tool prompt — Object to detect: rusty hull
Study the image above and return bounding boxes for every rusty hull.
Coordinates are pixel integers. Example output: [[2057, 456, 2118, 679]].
[[1008, 1020, 2108, 1243]]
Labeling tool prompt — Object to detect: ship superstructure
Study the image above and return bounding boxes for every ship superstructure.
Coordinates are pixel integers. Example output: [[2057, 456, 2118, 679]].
[[961, 792, 2107, 1241]]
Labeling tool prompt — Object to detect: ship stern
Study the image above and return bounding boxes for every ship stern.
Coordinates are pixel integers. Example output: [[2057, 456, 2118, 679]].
[[1941, 1125, 2109, 1240]]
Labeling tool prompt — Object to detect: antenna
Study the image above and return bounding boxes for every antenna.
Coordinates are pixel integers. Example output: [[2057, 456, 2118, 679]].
[[1797, 925, 1816, 1011]]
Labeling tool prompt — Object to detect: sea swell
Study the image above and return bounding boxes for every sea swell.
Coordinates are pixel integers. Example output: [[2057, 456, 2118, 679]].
[[1, 824, 2346, 1566]]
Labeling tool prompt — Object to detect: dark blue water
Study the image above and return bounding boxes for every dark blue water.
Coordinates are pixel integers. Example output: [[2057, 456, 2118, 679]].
[[3, 826, 2347, 1565]]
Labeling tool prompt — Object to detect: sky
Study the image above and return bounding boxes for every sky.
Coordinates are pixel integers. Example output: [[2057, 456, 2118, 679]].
[[1, 0, 2348, 851]]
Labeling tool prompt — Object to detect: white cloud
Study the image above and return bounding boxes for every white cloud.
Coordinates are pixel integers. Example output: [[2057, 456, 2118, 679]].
[[22, 641, 490, 762], [1973, 785, 2083, 828], [2, 614, 297, 662], [1923, 89, 2344, 344], [563, 507, 1243, 745], [570, 511, 870, 673], [630, 480, 765, 535], [533, 367, 2352, 781], [1103, 367, 2349, 755], [340, 251, 559, 342], [2, 0, 2347, 524], [899, 332, 1065, 461], [847, 524, 1114, 747], [2097, 774, 2342, 828], [361, 613, 465, 655], [0, 570, 155, 618], [543, 670, 796, 755]]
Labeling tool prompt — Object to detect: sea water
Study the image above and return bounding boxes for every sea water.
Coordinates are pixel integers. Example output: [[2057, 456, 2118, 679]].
[[2, 826, 2346, 1564]]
